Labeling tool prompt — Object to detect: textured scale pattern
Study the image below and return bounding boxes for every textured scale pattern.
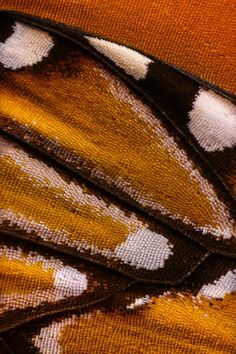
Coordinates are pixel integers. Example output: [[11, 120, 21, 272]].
[[0, 11, 236, 354]]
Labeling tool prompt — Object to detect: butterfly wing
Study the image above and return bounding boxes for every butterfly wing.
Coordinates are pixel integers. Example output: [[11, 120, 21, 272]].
[[0, 12, 236, 354]]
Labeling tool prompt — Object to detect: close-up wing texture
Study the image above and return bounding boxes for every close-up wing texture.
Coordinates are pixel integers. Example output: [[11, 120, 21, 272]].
[[0, 1, 235, 353]]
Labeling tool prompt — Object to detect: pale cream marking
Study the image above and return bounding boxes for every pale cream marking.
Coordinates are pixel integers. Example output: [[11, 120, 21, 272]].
[[126, 295, 151, 309], [115, 229, 173, 270], [0, 21, 54, 69], [188, 89, 236, 152], [33, 315, 86, 354], [198, 270, 236, 299], [85, 36, 153, 80]]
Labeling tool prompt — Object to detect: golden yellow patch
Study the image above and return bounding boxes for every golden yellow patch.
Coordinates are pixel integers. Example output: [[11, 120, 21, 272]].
[[0, 254, 55, 295], [56, 294, 236, 354], [0, 152, 138, 252], [0, 51, 233, 240], [0, 244, 89, 314]]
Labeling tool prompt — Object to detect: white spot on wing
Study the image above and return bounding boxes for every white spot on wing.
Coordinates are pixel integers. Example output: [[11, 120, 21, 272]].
[[0, 21, 54, 69], [85, 36, 153, 80], [33, 320, 66, 354], [198, 269, 236, 299], [126, 295, 151, 309], [54, 267, 88, 297], [114, 229, 173, 270], [188, 88, 236, 152], [33, 315, 81, 354]]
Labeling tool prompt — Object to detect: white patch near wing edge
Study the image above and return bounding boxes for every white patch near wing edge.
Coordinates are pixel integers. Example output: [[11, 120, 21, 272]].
[[188, 88, 236, 152], [54, 267, 88, 297], [126, 295, 151, 309], [0, 21, 54, 69], [114, 229, 173, 270], [85, 36, 153, 80], [198, 269, 236, 299]]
